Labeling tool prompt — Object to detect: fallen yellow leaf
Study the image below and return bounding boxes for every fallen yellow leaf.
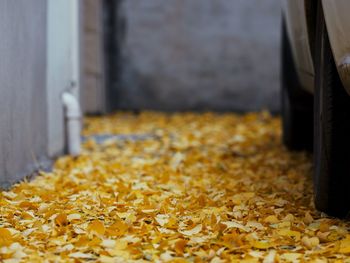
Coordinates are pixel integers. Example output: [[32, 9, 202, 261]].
[[87, 220, 105, 235]]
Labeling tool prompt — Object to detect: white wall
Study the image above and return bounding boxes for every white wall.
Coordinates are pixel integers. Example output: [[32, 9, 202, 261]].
[[46, 0, 81, 157]]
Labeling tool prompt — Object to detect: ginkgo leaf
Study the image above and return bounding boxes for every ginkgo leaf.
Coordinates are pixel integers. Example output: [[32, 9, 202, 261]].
[[222, 221, 251, 232], [67, 213, 81, 221], [174, 239, 187, 255], [0, 111, 349, 262], [69, 252, 95, 259], [55, 213, 69, 227], [0, 228, 13, 246], [87, 220, 105, 235], [179, 224, 202, 236]]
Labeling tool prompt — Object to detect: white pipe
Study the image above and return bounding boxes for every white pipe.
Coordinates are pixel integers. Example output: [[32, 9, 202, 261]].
[[62, 92, 81, 156]]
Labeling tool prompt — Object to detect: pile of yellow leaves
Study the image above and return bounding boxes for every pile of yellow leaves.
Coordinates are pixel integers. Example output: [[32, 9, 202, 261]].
[[1, 111, 350, 262]]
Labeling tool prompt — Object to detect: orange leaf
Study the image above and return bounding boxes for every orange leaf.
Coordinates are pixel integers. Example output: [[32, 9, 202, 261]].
[[21, 211, 33, 220], [75, 235, 89, 247], [89, 236, 102, 246], [55, 213, 69, 227], [87, 220, 105, 235], [0, 228, 13, 246], [175, 239, 187, 255], [19, 201, 38, 210], [106, 220, 128, 236], [251, 240, 274, 249]]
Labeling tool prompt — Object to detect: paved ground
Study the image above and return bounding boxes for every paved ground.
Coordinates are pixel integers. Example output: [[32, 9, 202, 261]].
[[1, 112, 350, 262]]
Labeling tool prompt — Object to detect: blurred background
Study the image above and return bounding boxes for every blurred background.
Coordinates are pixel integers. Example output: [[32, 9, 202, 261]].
[[83, 0, 281, 113], [0, 0, 282, 186]]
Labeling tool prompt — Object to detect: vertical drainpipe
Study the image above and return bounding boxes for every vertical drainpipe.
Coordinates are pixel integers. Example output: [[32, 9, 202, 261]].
[[62, 0, 82, 156], [62, 92, 81, 156]]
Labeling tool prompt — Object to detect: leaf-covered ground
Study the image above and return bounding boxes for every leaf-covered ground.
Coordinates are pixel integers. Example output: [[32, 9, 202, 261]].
[[1, 112, 350, 262]]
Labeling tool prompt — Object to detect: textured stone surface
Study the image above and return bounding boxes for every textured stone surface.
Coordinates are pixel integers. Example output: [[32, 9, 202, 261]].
[[112, 0, 281, 112]]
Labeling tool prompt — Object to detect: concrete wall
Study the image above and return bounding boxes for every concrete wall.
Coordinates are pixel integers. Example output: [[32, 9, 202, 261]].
[[111, 0, 281, 112], [0, 1, 48, 188], [82, 0, 106, 114]]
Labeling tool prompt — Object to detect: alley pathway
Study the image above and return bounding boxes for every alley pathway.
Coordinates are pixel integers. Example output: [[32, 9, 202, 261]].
[[1, 112, 350, 262]]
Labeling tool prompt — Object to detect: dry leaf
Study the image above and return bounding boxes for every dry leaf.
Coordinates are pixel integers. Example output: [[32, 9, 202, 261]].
[[87, 220, 105, 235], [175, 239, 187, 255], [0, 112, 349, 261], [222, 221, 251, 232], [55, 213, 69, 227], [302, 236, 319, 249], [179, 224, 202, 236], [0, 228, 13, 246]]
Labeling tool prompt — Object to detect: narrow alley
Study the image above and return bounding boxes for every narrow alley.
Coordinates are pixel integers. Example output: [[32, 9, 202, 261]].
[[3, 1, 350, 262]]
